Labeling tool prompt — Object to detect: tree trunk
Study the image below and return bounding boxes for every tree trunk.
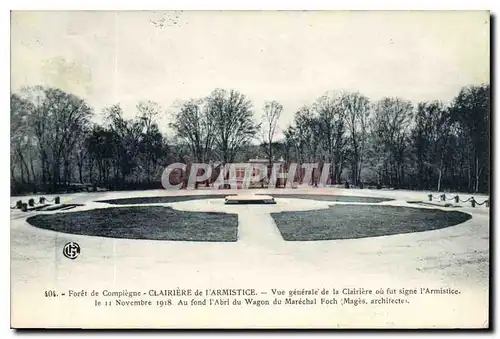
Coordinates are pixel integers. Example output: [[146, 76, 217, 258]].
[[63, 159, 70, 185], [21, 156, 31, 184], [79, 163, 83, 183], [475, 156, 480, 193], [269, 144, 273, 166], [467, 155, 472, 192], [437, 168, 442, 192], [351, 158, 357, 186], [357, 159, 362, 186], [401, 164, 405, 189], [88, 159, 93, 184], [42, 158, 47, 185], [20, 161, 25, 184], [146, 159, 151, 184], [329, 160, 335, 185], [51, 160, 58, 192], [10, 165, 16, 183], [30, 157, 36, 185]]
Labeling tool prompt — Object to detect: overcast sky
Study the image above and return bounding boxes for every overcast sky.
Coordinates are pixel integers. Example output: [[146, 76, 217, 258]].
[[11, 10, 490, 133]]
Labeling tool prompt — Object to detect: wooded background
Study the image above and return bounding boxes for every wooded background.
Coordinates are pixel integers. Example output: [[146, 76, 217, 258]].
[[10, 84, 490, 195]]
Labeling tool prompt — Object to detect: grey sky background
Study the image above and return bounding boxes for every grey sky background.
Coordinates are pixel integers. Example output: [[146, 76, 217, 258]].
[[11, 10, 490, 138]]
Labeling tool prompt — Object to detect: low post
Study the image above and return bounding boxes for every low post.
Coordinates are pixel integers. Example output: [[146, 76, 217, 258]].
[[55, 196, 60, 204], [21, 203, 28, 212], [440, 194, 446, 202], [428, 194, 432, 201], [471, 198, 476, 208], [455, 196, 459, 203], [28, 198, 35, 207], [39, 197, 46, 204], [15, 200, 23, 209]]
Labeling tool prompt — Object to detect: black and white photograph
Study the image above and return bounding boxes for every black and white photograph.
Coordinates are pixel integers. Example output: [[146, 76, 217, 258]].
[[9, 10, 490, 329]]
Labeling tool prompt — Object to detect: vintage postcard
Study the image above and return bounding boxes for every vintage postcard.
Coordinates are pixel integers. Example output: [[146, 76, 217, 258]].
[[10, 10, 490, 329]]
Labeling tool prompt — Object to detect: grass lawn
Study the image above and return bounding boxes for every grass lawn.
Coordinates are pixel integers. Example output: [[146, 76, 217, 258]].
[[261, 194, 393, 203], [272, 205, 471, 241], [26, 206, 238, 242], [95, 194, 236, 205]]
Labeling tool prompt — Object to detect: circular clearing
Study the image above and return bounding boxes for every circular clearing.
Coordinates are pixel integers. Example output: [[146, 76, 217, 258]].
[[26, 206, 238, 242], [95, 194, 236, 205], [95, 194, 391, 205], [271, 205, 472, 241]]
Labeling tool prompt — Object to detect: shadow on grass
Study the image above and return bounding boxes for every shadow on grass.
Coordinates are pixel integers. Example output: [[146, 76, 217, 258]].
[[271, 205, 472, 241], [26, 206, 238, 242]]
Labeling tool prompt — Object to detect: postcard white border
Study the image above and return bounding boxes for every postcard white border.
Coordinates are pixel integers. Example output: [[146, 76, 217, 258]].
[[3, 0, 497, 338]]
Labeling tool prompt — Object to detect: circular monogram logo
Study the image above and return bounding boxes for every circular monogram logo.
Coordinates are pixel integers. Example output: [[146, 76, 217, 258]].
[[63, 242, 81, 260]]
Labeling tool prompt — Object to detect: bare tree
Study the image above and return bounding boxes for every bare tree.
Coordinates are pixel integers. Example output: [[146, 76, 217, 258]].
[[137, 100, 162, 133], [19, 86, 50, 185], [10, 93, 35, 186], [137, 100, 165, 182], [284, 106, 321, 164], [170, 98, 215, 163], [449, 84, 490, 192], [260, 100, 283, 165], [412, 101, 452, 191], [9, 83, 490, 195], [19, 86, 93, 190], [370, 97, 414, 188], [313, 91, 347, 184], [73, 126, 90, 184], [104, 104, 144, 185], [342, 92, 370, 186], [206, 89, 260, 163]]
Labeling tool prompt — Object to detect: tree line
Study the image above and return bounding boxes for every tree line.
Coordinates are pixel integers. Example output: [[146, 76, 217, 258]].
[[10, 84, 490, 195], [282, 86, 489, 193]]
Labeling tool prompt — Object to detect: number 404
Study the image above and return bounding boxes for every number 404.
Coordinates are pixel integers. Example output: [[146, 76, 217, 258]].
[[45, 290, 58, 297]]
